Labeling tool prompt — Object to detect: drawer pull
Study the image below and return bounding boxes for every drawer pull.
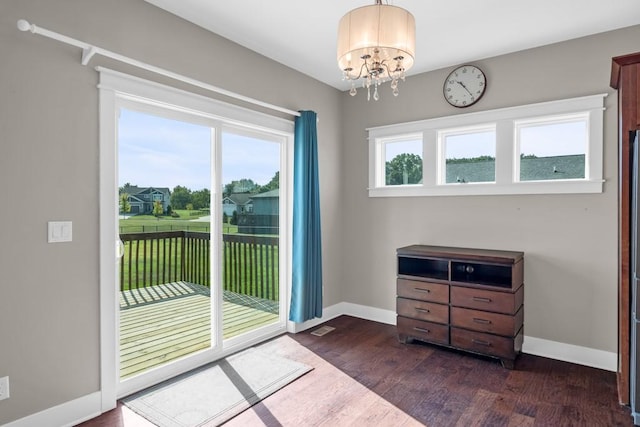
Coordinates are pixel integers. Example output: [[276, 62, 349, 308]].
[[414, 288, 431, 293], [473, 318, 491, 325], [413, 327, 430, 334], [472, 338, 492, 347], [415, 307, 431, 313], [472, 296, 492, 303]]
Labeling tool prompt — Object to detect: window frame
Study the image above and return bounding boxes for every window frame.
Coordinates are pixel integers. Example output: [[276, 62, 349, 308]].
[[438, 123, 497, 185], [367, 93, 606, 197], [513, 112, 590, 183], [374, 133, 424, 188]]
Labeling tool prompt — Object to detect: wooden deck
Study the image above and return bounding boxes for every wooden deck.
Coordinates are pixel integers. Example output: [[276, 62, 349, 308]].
[[119, 282, 279, 378]]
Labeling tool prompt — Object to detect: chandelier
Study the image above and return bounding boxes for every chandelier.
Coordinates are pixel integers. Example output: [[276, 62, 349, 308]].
[[337, 0, 416, 101]]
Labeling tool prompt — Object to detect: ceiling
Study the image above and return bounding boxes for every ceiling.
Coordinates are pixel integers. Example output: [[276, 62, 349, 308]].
[[145, 0, 640, 91]]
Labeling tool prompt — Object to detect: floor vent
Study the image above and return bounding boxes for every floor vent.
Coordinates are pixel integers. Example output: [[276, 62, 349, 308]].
[[310, 326, 335, 337]]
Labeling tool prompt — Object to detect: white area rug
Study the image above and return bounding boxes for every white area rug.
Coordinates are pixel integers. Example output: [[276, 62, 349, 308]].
[[123, 347, 313, 426]]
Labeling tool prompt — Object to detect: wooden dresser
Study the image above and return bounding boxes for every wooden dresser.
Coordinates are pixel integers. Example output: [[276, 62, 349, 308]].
[[396, 245, 524, 368]]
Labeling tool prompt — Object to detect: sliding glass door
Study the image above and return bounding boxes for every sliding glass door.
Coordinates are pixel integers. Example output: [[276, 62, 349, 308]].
[[117, 108, 215, 382], [221, 128, 284, 344], [100, 69, 292, 400]]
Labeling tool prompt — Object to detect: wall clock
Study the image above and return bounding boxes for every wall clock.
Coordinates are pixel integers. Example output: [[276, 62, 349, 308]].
[[443, 65, 486, 108]]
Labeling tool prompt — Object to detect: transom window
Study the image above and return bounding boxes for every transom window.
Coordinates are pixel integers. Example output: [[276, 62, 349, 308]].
[[439, 125, 496, 184], [378, 135, 423, 187], [515, 114, 588, 182], [367, 94, 605, 197]]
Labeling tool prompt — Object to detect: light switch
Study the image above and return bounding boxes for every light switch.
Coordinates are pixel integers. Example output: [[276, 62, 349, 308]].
[[48, 221, 72, 243]]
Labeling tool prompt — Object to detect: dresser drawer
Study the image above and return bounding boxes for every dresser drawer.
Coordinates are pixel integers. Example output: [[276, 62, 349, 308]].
[[450, 327, 517, 359], [397, 316, 449, 345], [397, 278, 449, 303], [397, 297, 448, 324], [451, 285, 523, 314], [451, 306, 523, 336]]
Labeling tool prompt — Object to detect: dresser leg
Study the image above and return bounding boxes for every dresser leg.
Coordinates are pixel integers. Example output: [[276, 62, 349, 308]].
[[501, 358, 515, 369], [398, 334, 412, 344]]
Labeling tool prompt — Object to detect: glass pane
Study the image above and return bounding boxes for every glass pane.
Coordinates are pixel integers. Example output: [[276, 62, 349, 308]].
[[384, 139, 422, 186], [221, 130, 281, 339], [443, 129, 496, 183], [118, 108, 212, 379], [518, 119, 587, 181]]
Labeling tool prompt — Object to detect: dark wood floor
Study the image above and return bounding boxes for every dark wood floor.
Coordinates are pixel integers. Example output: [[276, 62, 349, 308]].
[[79, 315, 633, 426]]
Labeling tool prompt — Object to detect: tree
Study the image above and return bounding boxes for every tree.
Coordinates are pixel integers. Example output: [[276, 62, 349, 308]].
[[259, 171, 279, 193], [170, 185, 191, 209], [223, 182, 234, 198], [191, 188, 211, 210], [223, 179, 258, 197], [230, 210, 238, 225], [119, 193, 131, 217], [119, 182, 134, 194], [385, 153, 422, 185], [446, 155, 496, 164], [237, 178, 258, 193], [152, 200, 163, 218]]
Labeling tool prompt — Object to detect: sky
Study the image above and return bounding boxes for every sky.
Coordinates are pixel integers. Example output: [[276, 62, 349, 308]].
[[384, 119, 587, 161], [518, 120, 587, 157], [119, 108, 585, 191], [118, 109, 280, 191]]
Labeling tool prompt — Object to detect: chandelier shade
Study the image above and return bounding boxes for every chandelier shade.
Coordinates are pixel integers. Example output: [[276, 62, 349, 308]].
[[337, 1, 415, 100]]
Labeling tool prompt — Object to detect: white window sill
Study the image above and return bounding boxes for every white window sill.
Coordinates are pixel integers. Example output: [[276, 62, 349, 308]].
[[368, 179, 605, 198]]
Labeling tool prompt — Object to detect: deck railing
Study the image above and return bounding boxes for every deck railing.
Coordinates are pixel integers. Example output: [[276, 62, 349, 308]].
[[119, 231, 279, 301]]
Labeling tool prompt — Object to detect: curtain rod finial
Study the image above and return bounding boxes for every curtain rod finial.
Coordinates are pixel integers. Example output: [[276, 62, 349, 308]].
[[17, 19, 34, 32]]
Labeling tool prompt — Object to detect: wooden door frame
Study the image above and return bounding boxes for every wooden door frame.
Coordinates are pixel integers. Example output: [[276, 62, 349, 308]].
[[611, 51, 640, 405]]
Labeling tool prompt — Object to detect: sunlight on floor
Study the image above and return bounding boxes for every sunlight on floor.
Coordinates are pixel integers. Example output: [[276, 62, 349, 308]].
[[224, 335, 424, 426]]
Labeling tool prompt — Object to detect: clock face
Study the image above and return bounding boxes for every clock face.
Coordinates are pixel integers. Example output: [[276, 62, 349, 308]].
[[443, 65, 486, 108]]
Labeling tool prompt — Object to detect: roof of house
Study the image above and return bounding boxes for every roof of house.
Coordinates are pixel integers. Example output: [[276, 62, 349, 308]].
[[120, 186, 171, 196], [251, 189, 279, 199], [224, 193, 253, 205], [520, 155, 585, 181], [446, 154, 584, 183]]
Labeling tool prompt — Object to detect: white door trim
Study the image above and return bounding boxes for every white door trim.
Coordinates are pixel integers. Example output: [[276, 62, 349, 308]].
[[98, 68, 293, 411], [98, 74, 118, 413]]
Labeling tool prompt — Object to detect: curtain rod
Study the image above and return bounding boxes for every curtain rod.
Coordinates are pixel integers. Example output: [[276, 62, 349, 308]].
[[16, 19, 301, 118]]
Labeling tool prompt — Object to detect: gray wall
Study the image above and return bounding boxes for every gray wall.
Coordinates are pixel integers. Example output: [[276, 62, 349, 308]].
[[1, 0, 639, 423], [340, 25, 640, 354], [0, 0, 342, 423]]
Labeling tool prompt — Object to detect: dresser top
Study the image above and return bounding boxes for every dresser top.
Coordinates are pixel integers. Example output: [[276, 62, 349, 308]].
[[397, 245, 524, 264]]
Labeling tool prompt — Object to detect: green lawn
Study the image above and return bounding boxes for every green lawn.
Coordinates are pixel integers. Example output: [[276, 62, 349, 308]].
[[120, 232, 278, 301], [119, 211, 278, 300], [119, 211, 238, 234]]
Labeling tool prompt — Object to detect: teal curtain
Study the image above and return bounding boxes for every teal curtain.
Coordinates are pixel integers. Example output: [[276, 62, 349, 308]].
[[289, 111, 323, 322]]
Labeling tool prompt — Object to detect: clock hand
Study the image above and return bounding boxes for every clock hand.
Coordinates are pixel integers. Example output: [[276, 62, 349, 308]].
[[457, 81, 473, 97]]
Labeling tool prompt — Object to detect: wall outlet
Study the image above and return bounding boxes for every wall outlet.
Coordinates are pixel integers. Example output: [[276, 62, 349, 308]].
[[0, 376, 10, 401]]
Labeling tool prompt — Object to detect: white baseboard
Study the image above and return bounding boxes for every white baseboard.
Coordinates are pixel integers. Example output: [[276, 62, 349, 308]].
[[340, 302, 397, 325], [291, 303, 617, 372], [287, 302, 347, 333], [3, 391, 102, 427], [522, 335, 617, 372]]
